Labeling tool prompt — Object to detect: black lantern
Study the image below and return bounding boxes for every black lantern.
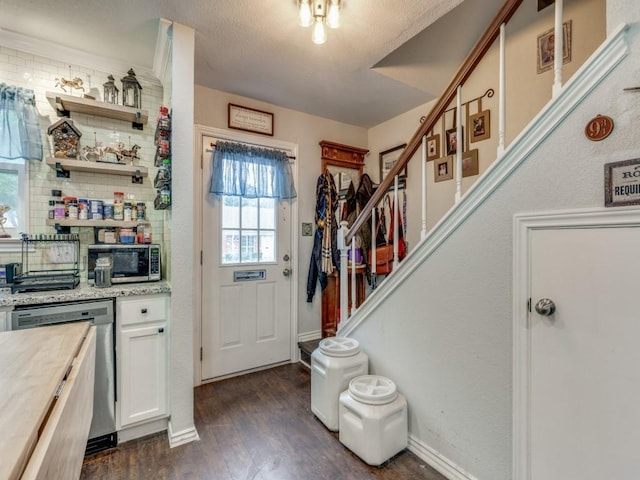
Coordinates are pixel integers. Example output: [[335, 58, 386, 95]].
[[121, 68, 142, 109], [103, 74, 119, 104]]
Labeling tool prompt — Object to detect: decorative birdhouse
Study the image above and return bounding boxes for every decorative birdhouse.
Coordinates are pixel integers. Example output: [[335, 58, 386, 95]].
[[103, 74, 119, 104], [121, 68, 142, 109], [47, 118, 82, 158]]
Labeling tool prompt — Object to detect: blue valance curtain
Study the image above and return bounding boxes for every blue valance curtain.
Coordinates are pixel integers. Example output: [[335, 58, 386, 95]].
[[209, 141, 296, 199], [0, 83, 43, 162]]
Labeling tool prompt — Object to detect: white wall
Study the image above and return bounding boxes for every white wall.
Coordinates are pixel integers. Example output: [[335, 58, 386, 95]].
[[194, 85, 367, 336], [350, 3, 640, 479]]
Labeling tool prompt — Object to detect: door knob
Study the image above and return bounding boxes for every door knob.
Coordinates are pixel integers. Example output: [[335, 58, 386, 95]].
[[282, 268, 291, 277], [535, 298, 556, 316]]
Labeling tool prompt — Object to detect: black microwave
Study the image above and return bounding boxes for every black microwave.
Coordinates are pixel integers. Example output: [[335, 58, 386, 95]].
[[87, 244, 161, 284]]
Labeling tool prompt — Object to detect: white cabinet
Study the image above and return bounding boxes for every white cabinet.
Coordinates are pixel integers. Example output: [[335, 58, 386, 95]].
[[116, 294, 169, 429]]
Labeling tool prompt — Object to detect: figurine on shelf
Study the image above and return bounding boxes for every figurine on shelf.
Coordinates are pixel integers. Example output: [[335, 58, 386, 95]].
[[54, 76, 85, 95], [117, 144, 140, 164], [0, 204, 11, 238]]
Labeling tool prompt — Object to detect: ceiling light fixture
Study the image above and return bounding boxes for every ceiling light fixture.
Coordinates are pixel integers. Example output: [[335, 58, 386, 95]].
[[298, 0, 341, 45]]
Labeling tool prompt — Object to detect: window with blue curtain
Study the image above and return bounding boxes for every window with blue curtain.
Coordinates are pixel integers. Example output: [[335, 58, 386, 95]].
[[0, 83, 43, 162], [209, 141, 296, 199]]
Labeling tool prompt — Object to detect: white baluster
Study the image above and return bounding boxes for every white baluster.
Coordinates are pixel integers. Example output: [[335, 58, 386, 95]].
[[455, 85, 463, 203], [338, 220, 348, 326], [421, 134, 428, 240], [371, 206, 377, 290], [498, 22, 506, 156], [350, 241, 356, 315], [553, 0, 564, 97], [393, 175, 399, 269]]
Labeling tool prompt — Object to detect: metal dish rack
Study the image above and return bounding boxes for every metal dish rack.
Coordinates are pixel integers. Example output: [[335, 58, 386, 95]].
[[11, 233, 81, 293]]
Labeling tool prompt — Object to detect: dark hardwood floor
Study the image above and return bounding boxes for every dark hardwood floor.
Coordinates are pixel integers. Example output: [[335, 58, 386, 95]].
[[81, 364, 446, 480]]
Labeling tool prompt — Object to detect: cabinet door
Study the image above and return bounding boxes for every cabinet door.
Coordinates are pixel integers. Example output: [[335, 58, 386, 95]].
[[118, 324, 167, 428]]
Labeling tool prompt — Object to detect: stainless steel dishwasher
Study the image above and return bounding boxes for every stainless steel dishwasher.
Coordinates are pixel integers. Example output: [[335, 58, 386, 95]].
[[11, 299, 117, 454]]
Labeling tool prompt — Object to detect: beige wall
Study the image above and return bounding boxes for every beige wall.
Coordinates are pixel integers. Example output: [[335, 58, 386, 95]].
[[194, 85, 367, 336], [367, 0, 605, 251]]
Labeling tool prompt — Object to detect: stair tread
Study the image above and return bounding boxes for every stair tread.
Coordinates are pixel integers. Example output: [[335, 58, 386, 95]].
[[298, 339, 321, 355]]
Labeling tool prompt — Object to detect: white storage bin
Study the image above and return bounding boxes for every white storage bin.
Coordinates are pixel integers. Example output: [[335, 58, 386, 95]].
[[339, 375, 408, 466], [311, 337, 369, 431]]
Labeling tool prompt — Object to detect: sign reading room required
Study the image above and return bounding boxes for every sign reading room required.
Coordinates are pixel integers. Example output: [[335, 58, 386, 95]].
[[605, 158, 640, 207]]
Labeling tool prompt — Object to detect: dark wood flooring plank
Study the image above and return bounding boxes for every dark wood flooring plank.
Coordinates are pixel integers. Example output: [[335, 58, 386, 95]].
[[81, 364, 447, 480]]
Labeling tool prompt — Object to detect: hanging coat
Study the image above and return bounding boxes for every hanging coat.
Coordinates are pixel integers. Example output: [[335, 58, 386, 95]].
[[306, 170, 339, 302]]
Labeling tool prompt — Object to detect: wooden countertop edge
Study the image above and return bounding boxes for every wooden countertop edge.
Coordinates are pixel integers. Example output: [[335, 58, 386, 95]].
[[0, 323, 90, 480]]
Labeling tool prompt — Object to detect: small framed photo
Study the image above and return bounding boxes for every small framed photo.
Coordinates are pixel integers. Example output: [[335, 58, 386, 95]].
[[445, 127, 463, 155], [537, 21, 572, 74], [434, 157, 453, 182], [461, 149, 479, 178], [380, 143, 407, 183], [469, 110, 490, 143], [426, 134, 440, 161], [604, 158, 640, 207]]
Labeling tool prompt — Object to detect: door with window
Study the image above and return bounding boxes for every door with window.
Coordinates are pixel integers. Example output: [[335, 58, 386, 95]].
[[201, 135, 294, 380]]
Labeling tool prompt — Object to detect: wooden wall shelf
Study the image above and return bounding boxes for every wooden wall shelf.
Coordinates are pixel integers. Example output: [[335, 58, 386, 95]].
[[46, 219, 149, 228], [46, 157, 148, 184], [46, 91, 148, 129]]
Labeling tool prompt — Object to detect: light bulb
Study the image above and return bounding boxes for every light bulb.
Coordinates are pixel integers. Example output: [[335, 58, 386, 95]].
[[312, 17, 326, 44], [327, 0, 340, 29], [298, 0, 312, 27]]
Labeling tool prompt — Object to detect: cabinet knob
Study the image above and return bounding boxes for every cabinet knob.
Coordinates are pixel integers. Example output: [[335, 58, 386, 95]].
[[158, 327, 164, 333], [141, 308, 148, 314]]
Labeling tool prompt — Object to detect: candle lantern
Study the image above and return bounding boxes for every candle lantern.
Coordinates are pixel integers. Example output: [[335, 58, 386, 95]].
[[121, 68, 142, 109], [103, 74, 119, 104]]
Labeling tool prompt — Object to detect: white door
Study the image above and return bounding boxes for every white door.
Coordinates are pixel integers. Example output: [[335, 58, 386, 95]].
[[200, 135, 293, 380], [515, 212, 640, 480]]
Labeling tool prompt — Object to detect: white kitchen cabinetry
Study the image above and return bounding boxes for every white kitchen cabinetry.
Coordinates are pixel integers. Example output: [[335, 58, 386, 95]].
[[116, 294, 169, 429]]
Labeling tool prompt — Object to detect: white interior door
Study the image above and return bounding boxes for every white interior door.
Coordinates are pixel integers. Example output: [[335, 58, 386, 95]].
[[517, 215, 640, 480], [200, 134, 293, 380]]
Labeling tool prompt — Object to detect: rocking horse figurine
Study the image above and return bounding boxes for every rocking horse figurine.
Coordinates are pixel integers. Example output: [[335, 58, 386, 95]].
[[116, 144, 141, 164], [54, 77, 85, 94]]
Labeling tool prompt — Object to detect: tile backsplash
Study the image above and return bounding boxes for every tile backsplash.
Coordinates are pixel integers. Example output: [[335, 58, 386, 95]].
[[0, 45, 170, 278]]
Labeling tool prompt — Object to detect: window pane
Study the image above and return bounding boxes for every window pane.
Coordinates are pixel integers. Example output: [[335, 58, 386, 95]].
[[221, 195, 240, 229], [259, 198, 276, 230], [221, 229, 240, 264], [241, 230, 258, 263], [241, 197, 258, 229], [259, 231, 275, 262], [0, 169, 19, 229]]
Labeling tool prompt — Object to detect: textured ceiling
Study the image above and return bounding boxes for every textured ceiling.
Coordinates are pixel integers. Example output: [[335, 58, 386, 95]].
[[0, 0, 504, 127]]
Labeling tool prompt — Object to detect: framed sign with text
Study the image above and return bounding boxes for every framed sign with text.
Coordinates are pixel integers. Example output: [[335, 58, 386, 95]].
[[604, 158, 640, 207], [228, 103, 274, 136]]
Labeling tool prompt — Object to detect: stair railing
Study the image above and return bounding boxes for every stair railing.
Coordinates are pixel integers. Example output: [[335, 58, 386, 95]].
[[337, 0, 571, 328]]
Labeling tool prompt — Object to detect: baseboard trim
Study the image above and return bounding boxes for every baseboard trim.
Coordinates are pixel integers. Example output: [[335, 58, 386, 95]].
[[408, 434, 478, 480], [298, 330, 322, 342], [167, 421, 200, 448]]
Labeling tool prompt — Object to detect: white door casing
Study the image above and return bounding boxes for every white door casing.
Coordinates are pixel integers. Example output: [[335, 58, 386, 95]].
[[513, 208, 640, 480], [198, 130, 298, 381]]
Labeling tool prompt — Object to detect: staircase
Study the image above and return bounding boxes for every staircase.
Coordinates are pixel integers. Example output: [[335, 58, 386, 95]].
[[329, 1, 632, 478]]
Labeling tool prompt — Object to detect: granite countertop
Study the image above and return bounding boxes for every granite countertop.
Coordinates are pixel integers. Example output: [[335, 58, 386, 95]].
[[0, 281, 171, 307]]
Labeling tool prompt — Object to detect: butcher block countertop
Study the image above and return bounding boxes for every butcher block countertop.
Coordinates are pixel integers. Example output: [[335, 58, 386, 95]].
[[0, 322, 91, 480]]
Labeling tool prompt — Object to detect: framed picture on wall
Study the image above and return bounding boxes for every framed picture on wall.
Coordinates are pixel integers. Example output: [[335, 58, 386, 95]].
[[469, 110, 490, 143], [379, 143, 408, 183], [445, 127, 463, 155], [462, 149, 479, 178], [537, 20, 572, 74], [434, 157, 453, 182], [538, 0, 554, 11], [426, 134, 440, 161]]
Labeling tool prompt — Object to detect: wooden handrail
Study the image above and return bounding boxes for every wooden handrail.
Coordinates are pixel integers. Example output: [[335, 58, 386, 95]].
[[345, 0, 524, 244]]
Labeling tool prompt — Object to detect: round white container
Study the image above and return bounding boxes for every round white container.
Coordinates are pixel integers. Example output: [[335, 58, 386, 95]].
[[338, 375, 408, 466], [311, 337, 368, 431]]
